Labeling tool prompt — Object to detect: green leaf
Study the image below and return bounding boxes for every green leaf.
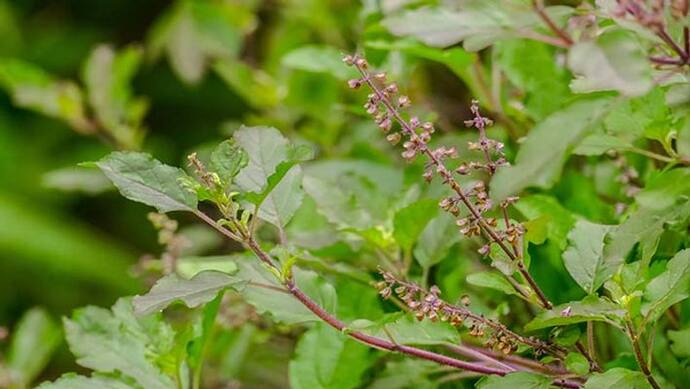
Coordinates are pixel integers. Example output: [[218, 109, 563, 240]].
[[282, 45, 358, 80], [413, 213, 460, 269], [603, 201, 690, 273], [569, 29, 652, 96], [82, 44, 147, 149], [348, 314, 459, 346], [234, 125, 290, 193], [678, 116, 690, 158], [252, 165, 304, 228], [133, 270, 243, 315], [368, 359, 438, 389], [573, 134, 632, 156], [635, 168, 690, 211], [491, 98, 611, 202], [213, 58, 279, 108], [565, 352, 590, 376], [583, 367, 650, 389], [563, 220, 614, 294], [62, 298, 176, 389], [176, 255, 238, 278], [289, 323, 372, 389], [467, 271, 521, 297], [393, 199, 438, 251], [514, 194, 575, 249], [0, 58, 88, 130], [382, 2, 571, 51], [42, 167, 113, 194], [668, 328, 690, 358], [96, 151, 197, 213], [642, 249, 690, 322], [7, 308, 62, 387], [37, 373, 135, 389], [525, 295, 625, 331], [476, 372, 552, 389], [209, 140, 248, 184]]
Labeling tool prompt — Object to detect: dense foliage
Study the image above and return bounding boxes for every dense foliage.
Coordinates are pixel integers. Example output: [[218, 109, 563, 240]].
[[2, 0, 690, 388]]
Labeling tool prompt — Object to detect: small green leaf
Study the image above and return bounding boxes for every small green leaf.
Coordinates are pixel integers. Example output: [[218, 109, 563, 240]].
[[413, 213, 459, 269], [133, 271, 243, 315], [476, 372, 552, 389], [565, 352, 589, 376], [7, 308, 62, 387], [97, 151, 197, 213], [642, 249, 690, 322], [467, 271, 521, 297], [668, 328, 690, 358], [525, 295, 625, 331], [282, 45, 358, 80], [393, 199, 438, 251], [583, 367, 650, 388], [563, 220, 613, 294], [491, 98, 611, 202], [289, 323, 373, 389], [569, 29, 652, 96], [635, 168, 690, 211], [210, 140, 248, 184], [514, 194, 575, 249]]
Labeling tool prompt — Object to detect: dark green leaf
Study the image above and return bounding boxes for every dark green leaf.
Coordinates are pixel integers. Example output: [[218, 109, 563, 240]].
[[210, 140, 248, 183], [563, 220, 613, 294], [413, 213, 459, 269], [393, 199, 438, 251], [583, 368, 650, 389], [642, 249, 690, 322]]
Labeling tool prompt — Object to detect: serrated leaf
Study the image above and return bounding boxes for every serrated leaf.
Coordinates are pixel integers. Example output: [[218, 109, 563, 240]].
[[413, 213, 459, 269], [583, 367, 650, 389], [234, 125, 290, 193], [525, 295, 625, 331], [563, 220, 614, 294], [209, 139, 248, 184], [393, 199, 438, 251], [476, 372, 552, 389], [467, 271, 521, 297], [63, 298, 176, 389], [289, 323, 373, 389], [642, 249, 690, 322], [133, 271, 243, 315], [491, 98, 611, 202], [569, 29, 652, 96], [97, 151, 197, 213]]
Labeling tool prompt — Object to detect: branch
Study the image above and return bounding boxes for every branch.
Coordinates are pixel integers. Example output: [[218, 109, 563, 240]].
[[626, 321, 661, 389], [532, 0, 573, 47]]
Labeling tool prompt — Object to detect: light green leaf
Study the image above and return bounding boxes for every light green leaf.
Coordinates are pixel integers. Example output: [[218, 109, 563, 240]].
[[348, 314, 459, 346], [393, 199, 438, 251], [525, 295, 625, 331], [668, 328, 690, 358], [289, 323, 372, 389], [133, 271, 243, 315], [678, 116, 690, 158], [514, 194, 575, 250], [368, 359, 438, 389], [642, 249, 690, 322], [413, 213, 460, 269], [635, 168, 690, 211], [476, 372, 552, 389], [234, 125, 289, 193], [82, 44, 147, 149], [63, 298, 176, 389], [282, 45, 358, 80], [583, 367, 650, 389], [563, 220, 613, 294], [569, 29, 652, 96], [7, 308, 62, 387], [209, 140, 248, 184], [467, 271, 521, 297], [491, 98, 611, 202], [574, 134, 632, 156], [213, 59, 279, 108], [176, 255, 238, 278], [253, 165, 304, 228], [96, 151, 197, 213], [0, 58, 88, 130], [37, 373, 135, 389], [565, 352, 589, 376], [42, 167, 112, 194]]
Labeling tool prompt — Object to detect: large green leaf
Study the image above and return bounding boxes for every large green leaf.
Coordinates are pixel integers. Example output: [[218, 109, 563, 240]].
[[133, 271, 244, 315], [514, 194, 575, 250], [563, 220, 613, 294], [525, 295, 625, 331], [289, 323, 373, 389], [413, 212, 460, 269], [583, 368, 650, 389], [642, 249, 690, 322], [569, 29, 652, 96], [96, 151, 197, 213], [61, 298, 176, 389], [38, 373, 135, 389], [282, 45, 358, 80], [234, 125, 289, 192], [393, 199, 438, 251], [491, 98, 611, 202], [467, 271, 522, 297]]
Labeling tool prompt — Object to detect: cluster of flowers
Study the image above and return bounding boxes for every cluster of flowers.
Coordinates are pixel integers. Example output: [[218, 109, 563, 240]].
[[375, 269, 559, 356], [344, 54, 524, 259]]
